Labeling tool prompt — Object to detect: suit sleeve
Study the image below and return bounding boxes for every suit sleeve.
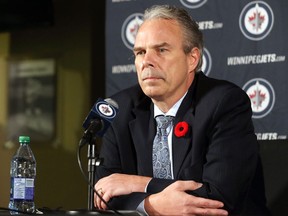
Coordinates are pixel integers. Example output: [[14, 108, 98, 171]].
[[191, 87, 259, 212]]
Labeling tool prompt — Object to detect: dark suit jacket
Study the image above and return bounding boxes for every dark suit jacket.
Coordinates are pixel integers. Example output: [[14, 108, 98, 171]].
[[96, 72, 270, 215]]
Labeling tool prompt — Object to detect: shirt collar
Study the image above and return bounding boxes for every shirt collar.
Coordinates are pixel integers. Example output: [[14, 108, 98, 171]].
[[154, 92, 188, 118]]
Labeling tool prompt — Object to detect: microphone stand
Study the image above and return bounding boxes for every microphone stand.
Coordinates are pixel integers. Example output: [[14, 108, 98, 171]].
[[80, 119, 104, 211], [87, 137, 102, 211]]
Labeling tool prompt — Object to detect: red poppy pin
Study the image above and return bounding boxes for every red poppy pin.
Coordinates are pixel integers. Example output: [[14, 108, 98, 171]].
[[174, 121, 189, 137]]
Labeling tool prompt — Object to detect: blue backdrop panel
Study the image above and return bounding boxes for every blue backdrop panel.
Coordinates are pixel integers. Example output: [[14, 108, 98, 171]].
[[105, 0, 288, 140]]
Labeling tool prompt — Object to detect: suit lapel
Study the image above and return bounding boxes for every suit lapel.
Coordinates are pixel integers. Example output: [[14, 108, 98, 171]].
[[172, 77, 197, 178], [172, 110, 195, 178], [129, 100, 155, 176]]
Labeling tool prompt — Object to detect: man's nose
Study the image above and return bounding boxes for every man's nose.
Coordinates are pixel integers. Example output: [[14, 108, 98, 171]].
[[141, 50, 155, 70]]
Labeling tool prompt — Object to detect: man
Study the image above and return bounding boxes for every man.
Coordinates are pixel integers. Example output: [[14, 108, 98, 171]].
[[94, 5, 270, 216]]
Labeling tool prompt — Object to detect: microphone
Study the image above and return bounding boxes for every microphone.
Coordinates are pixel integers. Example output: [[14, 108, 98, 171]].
[[78, 98, 119, 212], [81, 98, 119, 145]]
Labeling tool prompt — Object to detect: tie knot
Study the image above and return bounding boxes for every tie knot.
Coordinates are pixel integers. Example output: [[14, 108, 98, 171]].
[[155, 115, 174, 130]]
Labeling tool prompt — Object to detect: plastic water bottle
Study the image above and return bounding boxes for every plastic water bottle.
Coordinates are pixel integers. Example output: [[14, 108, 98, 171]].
[[9, 136, 36, 214]]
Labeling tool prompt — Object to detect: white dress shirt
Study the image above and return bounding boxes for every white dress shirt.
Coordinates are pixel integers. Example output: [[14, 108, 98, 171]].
[[137, 92, 187, 214], [153, 92, 187, 179]]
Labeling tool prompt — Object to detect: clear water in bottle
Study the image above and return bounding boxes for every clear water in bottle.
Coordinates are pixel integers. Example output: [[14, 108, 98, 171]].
[[8, 136, 36, 214]]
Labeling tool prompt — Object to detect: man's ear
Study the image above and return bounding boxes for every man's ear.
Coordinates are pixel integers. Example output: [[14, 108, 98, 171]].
[[188, 47, 201, 73]]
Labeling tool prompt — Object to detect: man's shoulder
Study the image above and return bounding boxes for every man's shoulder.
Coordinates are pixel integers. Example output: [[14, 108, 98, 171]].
[[196, 72, 245, 94], [197, 72, 238, 87], [109, 84, 149, 109], [110, 84, 143, 100], [194, 72, 250, 107]]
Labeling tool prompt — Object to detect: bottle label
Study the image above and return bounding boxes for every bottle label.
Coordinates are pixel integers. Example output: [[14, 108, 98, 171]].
[[10, 177, 34, 201]]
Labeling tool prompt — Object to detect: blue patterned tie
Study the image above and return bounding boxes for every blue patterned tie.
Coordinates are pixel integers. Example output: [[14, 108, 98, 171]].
[[152, 115, 174, 179]]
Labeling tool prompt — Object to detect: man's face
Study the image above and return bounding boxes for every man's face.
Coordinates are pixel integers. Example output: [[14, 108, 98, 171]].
[[133, 18, 199, 103]]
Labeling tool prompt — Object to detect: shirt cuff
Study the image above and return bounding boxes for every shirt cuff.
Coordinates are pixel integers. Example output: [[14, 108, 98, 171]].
[[136, 200, 148, 216], [136, 178, 153, 216]]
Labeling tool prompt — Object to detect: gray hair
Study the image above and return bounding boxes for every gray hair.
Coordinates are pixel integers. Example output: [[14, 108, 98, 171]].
[[143, 5, 203, 72]]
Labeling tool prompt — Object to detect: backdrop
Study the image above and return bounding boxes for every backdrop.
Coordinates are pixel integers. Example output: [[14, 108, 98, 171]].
[[105, 0, 288, 141]]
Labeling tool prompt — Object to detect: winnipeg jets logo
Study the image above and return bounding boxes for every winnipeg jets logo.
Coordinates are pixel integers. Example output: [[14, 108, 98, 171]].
[[239, 1, 274, 41], [180, 0, 207, 9], [121, 13, 143, 50], [201, 48, 212, 76], [248, 7, 265, 31], [243, 78, 275, 119], [249, 85, 266, 109], [96, 102, 116, 118]]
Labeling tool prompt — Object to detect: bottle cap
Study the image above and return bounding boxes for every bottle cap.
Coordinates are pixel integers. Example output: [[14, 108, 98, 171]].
[[19, 136, 30, 143]]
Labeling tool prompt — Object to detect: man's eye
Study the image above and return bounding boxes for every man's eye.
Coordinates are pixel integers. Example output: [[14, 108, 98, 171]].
[[135, 51, 145, 56], [159, 48, 167, 53]]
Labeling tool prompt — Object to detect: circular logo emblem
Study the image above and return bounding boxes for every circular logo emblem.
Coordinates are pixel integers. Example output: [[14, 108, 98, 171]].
[[201, 48, 212, 76], [243, 78, 275, 119], [180, 0, 207, 9], [239, 1, 274, 41], [121, 13, 144, 50], [96, 102, 116, 119]]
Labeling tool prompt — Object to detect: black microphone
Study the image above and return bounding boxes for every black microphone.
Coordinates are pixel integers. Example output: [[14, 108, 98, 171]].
[[78, 98, 120, 213], [81, 98, 119, 145]]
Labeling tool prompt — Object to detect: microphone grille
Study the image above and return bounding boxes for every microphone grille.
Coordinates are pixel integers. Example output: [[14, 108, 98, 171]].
[[104, 98, 119, 109]]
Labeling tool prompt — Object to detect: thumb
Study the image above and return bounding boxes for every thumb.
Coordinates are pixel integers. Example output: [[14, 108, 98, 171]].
[[180, 180, 203, 191]]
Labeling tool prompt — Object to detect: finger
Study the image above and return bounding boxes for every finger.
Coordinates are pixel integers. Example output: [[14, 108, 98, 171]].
[[94, 184, 101, 207], [192, 196, 224, 209], [194, 208, 228, 216], [95, 188, 105, 209], [99, 192, 109, 210], [95, 192, 101, 209], [96, 193, 102, 209], [175, 180, 203, 191]]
